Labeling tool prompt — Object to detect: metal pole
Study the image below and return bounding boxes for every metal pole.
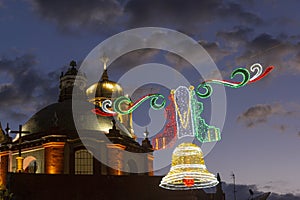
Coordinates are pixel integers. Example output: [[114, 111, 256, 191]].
[[10, 125, 29, 157], [232, 173, 237, 200], [10, 124, 30, 172], [18, 125, 22, 157]]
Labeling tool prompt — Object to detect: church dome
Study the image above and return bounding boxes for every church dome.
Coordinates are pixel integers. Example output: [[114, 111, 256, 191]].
[[86, 69, 123, 100], [22, 60, 133, 140], [22, 99, 132, 139]]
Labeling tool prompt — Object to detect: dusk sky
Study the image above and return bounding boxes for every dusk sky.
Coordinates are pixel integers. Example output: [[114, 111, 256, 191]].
[[1, 0, 300, 199]]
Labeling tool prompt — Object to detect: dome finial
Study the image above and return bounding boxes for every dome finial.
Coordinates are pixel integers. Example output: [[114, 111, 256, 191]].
[[144, 127, 149, 138], [100, 56, 109, 71], [70, 60, 77, 69], [100, 55, 109, 81]]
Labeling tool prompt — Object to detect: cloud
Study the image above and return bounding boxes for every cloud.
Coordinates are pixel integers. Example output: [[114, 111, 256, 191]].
[[108, 48, 160, 79], [257, 180, 300, 198], [237, 103, 288, 128], [235, 33, 300, 74], [269, 193, 300, 200], [164, 40, 231, 72], [237, 102, 300, 135], [29, 0, 123, 34], [27, 0, 263, 36], [164, 52, 190, 70], [125, 0, 263, 34], [199, 40, 231, 62], [216, 2, 263, 25], [219, 182, 300, 200], [216, 26, 253, 49], [213, 25, 300, 77], [125, 0, 220, 32], [273, 124, 287, 132], [26, 0, 300, 78], [0, 54, 59, 127]]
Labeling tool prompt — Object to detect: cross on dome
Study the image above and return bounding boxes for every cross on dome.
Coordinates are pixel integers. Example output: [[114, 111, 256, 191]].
[[100, 56, 109, 70], [70, 60, 77, 68]]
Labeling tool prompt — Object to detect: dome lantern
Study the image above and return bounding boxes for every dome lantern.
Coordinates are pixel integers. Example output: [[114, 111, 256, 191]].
[[59, 60, 87, 102], [86, 57, 123, 106]]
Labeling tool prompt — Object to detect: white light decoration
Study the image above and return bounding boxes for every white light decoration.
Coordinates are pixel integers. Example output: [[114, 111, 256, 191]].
[[174, 86, 194, 138], [101, 99, 116, 115]]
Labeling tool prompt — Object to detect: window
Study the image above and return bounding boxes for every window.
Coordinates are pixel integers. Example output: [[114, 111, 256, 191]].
[[75, 149, 93, 175], [24, 156, 38, 173]]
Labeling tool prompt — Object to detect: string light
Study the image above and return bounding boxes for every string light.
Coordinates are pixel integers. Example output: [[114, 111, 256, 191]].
[[102, 99, 116, 115], [91, 63, 274, 147], [152, 86, 221, 148], [159, 143, 219, 190], [196, 64, 275, 99], [152, 93, 177, 150], [249, 63, 263, 81], [174, 86, 194, 138], [92, 63, 274, 115], [91, 108, 116, 117], [190, 90, 221, 143], [249, 64, 274, 83], [113, 94, 166, 115]]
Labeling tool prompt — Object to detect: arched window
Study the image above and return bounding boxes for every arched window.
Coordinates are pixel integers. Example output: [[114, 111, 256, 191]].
[[24, 156, 38, 173], [75, 149, 93, 175]]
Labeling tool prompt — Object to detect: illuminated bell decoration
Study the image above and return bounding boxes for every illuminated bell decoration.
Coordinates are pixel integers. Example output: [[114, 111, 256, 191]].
[[159, 143, 218, 190]]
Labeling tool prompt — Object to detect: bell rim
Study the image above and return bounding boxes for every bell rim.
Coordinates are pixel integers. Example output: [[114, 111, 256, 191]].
[[159, 179, 219, 190], [160, 171, 219, 190]]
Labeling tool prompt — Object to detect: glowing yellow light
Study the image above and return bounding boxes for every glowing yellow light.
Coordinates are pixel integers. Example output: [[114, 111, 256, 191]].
[[43, 142, 65, 148], [86, 84, 98, 96], [16, 157, 24, 173], [104, 82, 114, 89], [159, 143, 218, 190], [106, 144, 126, 150]]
